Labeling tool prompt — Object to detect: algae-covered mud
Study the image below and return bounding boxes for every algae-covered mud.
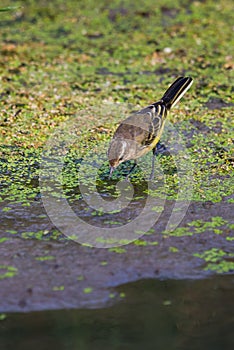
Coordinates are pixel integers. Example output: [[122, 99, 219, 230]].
[[0, 0, 233, 313]]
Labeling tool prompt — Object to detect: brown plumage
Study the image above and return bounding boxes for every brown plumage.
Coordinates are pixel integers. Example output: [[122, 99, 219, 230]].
[[108, 76, 193, 179]]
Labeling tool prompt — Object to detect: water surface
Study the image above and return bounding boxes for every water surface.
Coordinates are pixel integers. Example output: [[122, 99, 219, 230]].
[[1, 275, 233, 350]]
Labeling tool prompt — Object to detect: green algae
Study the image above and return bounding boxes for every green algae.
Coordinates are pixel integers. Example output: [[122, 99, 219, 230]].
[[35, 255, 55, 261], [83, 287, 93, 294], [52, 285, 65, 291], [163, 216, 232, 237], [108, 247, 126, 254], [133, 240, 148, 246], [6, 230, 17, 235], [0, 0, 233, 254], [163, 227, 193, 237], [108, 293, 116, 299], [194, 248, 234, 274], [19, 229, 65, 241], [77, 275, 84, 281], [169, 246, 179, 253], [0, 265, 18, 280], [0, 314, 7, 321], [1, 112, 232, 207], [134, 239, 158, 246], [0, 237, 9, 243], [2, 207, 12, 212]]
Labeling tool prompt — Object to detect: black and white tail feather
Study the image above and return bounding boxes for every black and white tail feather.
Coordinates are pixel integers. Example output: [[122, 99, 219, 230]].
[[160, 76, 193, 109]]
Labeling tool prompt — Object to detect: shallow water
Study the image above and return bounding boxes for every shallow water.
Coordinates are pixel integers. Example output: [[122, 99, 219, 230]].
[[1, 275, 233, 350]]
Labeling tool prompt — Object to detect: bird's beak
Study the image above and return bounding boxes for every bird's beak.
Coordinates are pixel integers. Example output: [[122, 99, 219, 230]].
[[109, 166, 115, 179]]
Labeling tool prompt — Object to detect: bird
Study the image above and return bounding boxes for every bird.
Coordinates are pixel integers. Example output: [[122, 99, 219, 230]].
[[108, 76, 193, 179]]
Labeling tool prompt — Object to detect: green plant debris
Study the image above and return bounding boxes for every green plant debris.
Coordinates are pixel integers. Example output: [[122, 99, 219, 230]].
[[134, 230, 146, 235], [169, 246, 179, 253], [133, 239, 148, 246], [0, 265, 18, 280], [21, 231, 46, 240], [0, 314, 7, 321], [96, 237, 130, 245], [0, 237, 9, 243], [109, 293, 116, 299], [108, 247, 127, 253], [6, 230, 18, 235], [2, 207, 11, 212], [103, 220, 123, 225], [20, 229, 65, 241], [144, 228, 156, 236], [194, 248, 234, 273], [151, 206, 164, 212], [188, 216, 227, 229], [133, 239, 158, 246], [53, 286, 65, 291], [133, 239, 158, 247], [227, 198, 234, 203], [35, 256, 55, 261], [81, 242, 93, 248], [83, 287, 93, 294], [77, 275, 84, 281], [205, 261, 234, 274], [163, 216, 229, 236], [148, 241, 158, 246], [194, 248, 231, 262], [163, 227, 193, 237]]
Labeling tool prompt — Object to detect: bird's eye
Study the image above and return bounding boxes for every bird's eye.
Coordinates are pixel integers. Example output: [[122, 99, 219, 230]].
[[119, 156, 124, 161]]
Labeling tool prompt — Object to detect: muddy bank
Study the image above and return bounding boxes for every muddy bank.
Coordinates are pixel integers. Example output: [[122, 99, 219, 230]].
[[0, 197, 233, 312]]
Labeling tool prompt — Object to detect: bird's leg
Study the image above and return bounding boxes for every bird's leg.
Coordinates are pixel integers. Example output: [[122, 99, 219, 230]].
[[126, 160, 137, 180], [149, 151, 156, 180], [149, 142, 169, 180]]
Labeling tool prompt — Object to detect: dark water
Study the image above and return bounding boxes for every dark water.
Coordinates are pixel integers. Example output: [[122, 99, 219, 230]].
[[1, 275, 233, 350]]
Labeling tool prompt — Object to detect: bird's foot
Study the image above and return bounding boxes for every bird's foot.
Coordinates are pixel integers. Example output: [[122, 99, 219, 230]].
[[154, 142, 169, 156]]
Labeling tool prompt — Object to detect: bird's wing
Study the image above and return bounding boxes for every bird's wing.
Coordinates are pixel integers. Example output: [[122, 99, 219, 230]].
[[115, 103, 167, 147]]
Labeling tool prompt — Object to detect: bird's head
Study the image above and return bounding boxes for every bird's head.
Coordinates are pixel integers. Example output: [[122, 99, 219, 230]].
[[108, 139, 130, 177]]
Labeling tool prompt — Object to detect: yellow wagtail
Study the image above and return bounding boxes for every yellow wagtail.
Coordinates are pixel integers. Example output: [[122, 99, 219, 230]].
[[108, 76, 193, 179]]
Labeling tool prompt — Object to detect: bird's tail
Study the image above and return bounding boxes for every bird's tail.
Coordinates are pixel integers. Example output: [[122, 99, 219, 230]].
[[161, 76, 193, 110]]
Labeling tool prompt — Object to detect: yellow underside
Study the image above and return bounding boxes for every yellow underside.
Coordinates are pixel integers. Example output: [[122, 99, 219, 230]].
[[137, 120, 166, 158]]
